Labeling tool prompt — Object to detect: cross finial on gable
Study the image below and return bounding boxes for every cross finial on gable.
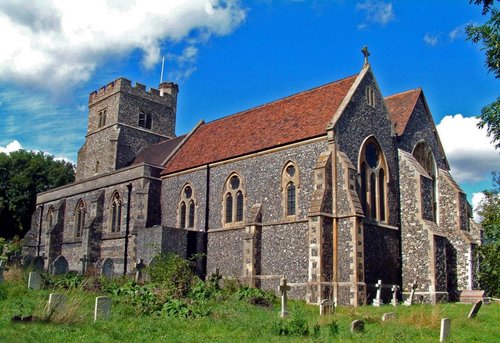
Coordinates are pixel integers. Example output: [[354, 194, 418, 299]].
[[362, 46, 370, 65]]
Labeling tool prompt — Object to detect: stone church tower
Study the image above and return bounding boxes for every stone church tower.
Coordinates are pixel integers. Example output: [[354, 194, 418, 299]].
[[76, 79, 178, 181]]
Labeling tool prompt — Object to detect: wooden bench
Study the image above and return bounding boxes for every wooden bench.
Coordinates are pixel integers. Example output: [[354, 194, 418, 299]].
[[459, 290, 486, 304]]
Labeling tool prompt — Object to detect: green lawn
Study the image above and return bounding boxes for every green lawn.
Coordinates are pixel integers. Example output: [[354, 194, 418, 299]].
[[0, 273, 498, 343]]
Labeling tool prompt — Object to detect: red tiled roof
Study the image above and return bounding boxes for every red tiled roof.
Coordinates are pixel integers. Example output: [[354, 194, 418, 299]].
[[163, 74, 358, 174], [385, 88, 421, 136], [132, 135, 186, 166]]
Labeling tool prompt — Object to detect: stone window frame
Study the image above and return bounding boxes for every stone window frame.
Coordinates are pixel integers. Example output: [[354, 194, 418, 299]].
[[358, 136, 388, 223], [108, 191, 122, 233], [98, 108, 107, 128], [47, 206, 55, 230], [75, 199, 86, 238], [222, 173, 246, 228], [138, 111, 152, 130], [177, 183, 196, 229], [366, 86, 375, 107], [412, 141, 438, 223], [281, 160, 300, 220]]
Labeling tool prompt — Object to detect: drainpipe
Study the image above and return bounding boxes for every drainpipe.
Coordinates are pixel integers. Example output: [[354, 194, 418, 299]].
[[330, 129, 339, 305], [37, 204, 44, 256], [124, 183, 132, 275], [202, 164, 210, 279]]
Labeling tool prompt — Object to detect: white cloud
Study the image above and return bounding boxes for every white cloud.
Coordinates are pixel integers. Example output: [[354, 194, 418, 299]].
[[0, 140, 22, 154], [0, 0, 246, 92], [423, 33, 439, 46], [356, 1, 394, 27], [436, 114, 500, 183], [471, 192, 485, 222]]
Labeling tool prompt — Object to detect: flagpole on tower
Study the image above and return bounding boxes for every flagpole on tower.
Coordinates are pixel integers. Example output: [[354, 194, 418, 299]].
[[160, 56, 165, 84]]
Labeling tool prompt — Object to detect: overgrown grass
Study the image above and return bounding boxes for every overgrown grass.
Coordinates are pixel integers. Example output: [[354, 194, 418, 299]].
[[1, 267, 499, 342]]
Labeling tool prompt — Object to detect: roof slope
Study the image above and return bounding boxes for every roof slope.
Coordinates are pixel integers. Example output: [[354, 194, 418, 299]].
[[385, 88, 421, 136], [163, 75, 357, 174], [132, 135, 186, 167]]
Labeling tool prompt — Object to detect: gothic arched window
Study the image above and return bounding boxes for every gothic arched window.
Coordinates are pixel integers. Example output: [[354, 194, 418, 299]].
[[413, 142, 437, 221], [178, 184, 196, 228], [110, 192, 122, 232], [223, 174, 245, 226], [47, 206, 55, 229], [282, 162, 300, 218], [358, 138, 388, 222], [75, 199, 86, 238]]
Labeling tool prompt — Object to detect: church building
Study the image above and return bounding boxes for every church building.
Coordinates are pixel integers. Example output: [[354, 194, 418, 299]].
[[23, 51, 481, 306]]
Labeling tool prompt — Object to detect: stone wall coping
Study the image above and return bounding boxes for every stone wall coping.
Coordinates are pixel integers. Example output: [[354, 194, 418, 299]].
[[37, 163, 162, 204], [208, 219, 309, 233]]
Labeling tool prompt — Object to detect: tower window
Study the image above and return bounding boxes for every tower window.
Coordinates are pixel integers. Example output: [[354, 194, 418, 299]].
[[138, 111, 152, 129], [98, 109, 107, 128]]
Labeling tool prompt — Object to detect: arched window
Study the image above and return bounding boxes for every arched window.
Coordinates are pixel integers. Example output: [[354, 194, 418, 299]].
[[282, 162, 300, 218], [223, 174, 245, 226], [178, 184, 196, 228], [358, 138, 387, 222], [413, 142, 437, 221], [110, 192, 122, 232], [366, 86, 375, 107], [98, 109, 107, 128], [75, 199, 85, 238]]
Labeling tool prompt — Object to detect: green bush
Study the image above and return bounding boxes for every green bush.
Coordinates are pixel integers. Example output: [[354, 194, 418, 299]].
[[272, 303, 309, 336], [42, 272, 84, 290], [162, 298, 210, 318], [236, 287, 275, 307], [146, 253, 194, 298]]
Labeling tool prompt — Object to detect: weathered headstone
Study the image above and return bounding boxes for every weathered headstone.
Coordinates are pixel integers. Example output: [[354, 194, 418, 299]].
[[94, 296, 112, 322], [52, 255, 69, 275], [467, 300, 482, 319], [382, 312, 395, 321], [28, 271, 42, 290], [391, 285, 399, 306], [48, 293, 67, 316], [134, 259, 146, 283], [439, 318, 451, 342], [372, 279, 383, 307], [351, 319, 364, 333], [404, 281, 417, 306], [320, 299, 333, 316], [101, 258, 114, 278], [22, 255, 34, 269], [79, 254, 92, 275], [32, 256, 44, 271], [279, 276, 291, 318]]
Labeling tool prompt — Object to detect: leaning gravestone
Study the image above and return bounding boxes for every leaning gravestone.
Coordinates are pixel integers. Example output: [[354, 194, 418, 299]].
[[32, 256, 44, 271], [468, 300, 482, 319], [94, 296, 112, 322], [52, 256, 69, 275], [48, 293, 67, 317], [28, 271, 42, 290], [351, 319, 364, 333], [22, 255, 34, 269], [404, 281, 417, 306], [439, 318, 451, 342], [101, 258, 114, 278], [382, 312, 395, 321]]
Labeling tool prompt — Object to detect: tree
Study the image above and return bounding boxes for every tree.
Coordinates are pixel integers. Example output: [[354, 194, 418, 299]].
[[476, 172, 500, 296], [466, 1, 500, 148], [0, 150, 74, 239]]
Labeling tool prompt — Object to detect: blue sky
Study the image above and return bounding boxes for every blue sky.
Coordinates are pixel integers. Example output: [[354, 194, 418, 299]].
[[0, 0, 498, 209]]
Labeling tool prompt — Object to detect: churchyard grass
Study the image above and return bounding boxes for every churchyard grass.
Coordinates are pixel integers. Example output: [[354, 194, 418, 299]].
[[0, 270, 499, 342]]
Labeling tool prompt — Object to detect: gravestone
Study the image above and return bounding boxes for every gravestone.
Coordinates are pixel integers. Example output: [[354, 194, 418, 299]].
[[320, 299, 333, 316], [391, 285, 399, 306], [28, 271, 42, 290], [32, 256, 44, 271], [52, 256, 69, 275], [79, 254, 92, 275], [382, 312, 395, 321], [48, 293, 67, 316], [372, 279, 383, 307], [467, 300, 482, 319], [101, 258, 114, 278], [404, 281, 417, 306], [351, 319, 364, 333], [134, 259, 146, 283], [439, 318, 451, 342], [94, 296, 112, 322], [279, 276, 291, 318], [22, 255, 34, 269]]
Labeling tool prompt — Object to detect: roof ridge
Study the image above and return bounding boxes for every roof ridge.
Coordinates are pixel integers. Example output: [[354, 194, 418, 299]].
[[199, 73, 359, 127], [385, 87, 421, 99]]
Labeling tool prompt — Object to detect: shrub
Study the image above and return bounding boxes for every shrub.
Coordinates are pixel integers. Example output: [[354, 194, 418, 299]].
[[272, 303, 309, 336], [146, 253, 194, 298], [236, 287, 275, 307], [43, 272, 84, 290], [162, 298, 210, 318]]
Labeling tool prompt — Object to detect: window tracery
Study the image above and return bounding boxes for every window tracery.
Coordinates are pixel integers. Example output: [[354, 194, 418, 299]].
[[178, 184, 196, 228], [223, 174, 245, 226]]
